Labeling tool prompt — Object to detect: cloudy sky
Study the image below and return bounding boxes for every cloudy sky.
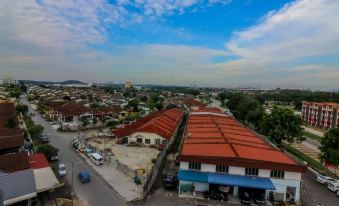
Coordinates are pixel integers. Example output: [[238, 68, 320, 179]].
[[0, 0, 338, 89]]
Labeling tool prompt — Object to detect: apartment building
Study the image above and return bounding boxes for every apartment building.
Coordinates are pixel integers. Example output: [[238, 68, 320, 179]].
[[178, 108, 306, 202], [301, 101, 339, 129]]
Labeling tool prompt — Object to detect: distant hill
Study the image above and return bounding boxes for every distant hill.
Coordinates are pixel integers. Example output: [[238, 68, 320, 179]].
[[20, 80, 87, 85]]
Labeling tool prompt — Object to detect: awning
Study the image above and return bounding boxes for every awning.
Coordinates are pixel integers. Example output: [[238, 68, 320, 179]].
[[208, 172, 276, 190], [178, 170, 276, 190], [178, 170, 208, 183]]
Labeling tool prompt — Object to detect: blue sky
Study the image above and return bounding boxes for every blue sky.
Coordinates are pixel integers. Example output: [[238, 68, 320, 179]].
[[0, 0, 338, 89]]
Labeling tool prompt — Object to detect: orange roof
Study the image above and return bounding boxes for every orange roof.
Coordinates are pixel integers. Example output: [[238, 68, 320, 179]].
[[116, 108, 184, 140], [180, 107, 302, 168]]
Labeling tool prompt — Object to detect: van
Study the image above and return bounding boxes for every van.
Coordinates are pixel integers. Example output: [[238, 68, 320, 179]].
[[327, 182, 339, 192], [90, 153, 104, 166]]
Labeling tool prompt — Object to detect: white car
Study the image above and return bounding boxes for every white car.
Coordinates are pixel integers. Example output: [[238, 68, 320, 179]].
[[327, 182, 339, 192], [58, 164, 67, 177], [90, 153, 104, 166], [316, 174, 336, 185]]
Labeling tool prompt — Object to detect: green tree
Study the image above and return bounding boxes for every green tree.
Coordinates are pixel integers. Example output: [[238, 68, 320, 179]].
[[62, 96, 71, 101], [36, 144, 59, 160], [139, 95, 148, 102], [16, 104, 29, 116], [155, 102, 164, 110], [320, 128, 339, 165], [28, 124, 44, 139], [260, 106, 304, 146], [128, 98, 139, 112], [9, 87, 22, 98]]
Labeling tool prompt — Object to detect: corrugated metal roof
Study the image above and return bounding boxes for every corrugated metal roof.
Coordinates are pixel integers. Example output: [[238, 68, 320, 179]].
[[0, 169, 37, 202]]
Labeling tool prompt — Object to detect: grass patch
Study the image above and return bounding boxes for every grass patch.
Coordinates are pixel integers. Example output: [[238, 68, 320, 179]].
[[303, 131, 322, 142], [281, 142, 334, 175]]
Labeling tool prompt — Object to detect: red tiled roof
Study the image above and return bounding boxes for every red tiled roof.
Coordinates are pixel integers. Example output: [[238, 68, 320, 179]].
[[92, 106, 123, 116], [0, 128, 24, 150], [0, 152, 30, 173], [28, 153, 49, 169], [116, 108, 184, 140], [0, 103, 25, 150], [179, 108, 306, 172], [183, 98, 206, 109], [56, 102, 92, 116]]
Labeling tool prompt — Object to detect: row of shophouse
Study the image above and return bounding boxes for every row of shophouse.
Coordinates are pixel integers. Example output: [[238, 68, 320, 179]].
[[0, 102, 59, 206], [177, 106, 307, 203], [301, 101, 339, 129]]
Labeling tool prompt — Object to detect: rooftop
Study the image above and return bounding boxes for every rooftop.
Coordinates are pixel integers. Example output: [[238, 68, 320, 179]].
[[116, 108, 184, 140], [179, 108, 306, 173]]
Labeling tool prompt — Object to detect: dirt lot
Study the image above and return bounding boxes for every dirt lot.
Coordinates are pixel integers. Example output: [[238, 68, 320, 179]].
[[87, 137, 160, 171]]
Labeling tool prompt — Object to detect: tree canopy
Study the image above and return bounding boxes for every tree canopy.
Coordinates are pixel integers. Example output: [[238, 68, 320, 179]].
[[36, 144, 59, 160], [224, 92, 264, 128], [260, 106, 304, 146], [320, 128, 339, 165], [16, 104, 29, 116]]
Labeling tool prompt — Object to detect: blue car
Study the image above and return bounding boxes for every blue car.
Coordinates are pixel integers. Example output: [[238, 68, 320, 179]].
[[78, 170, 91, 183]]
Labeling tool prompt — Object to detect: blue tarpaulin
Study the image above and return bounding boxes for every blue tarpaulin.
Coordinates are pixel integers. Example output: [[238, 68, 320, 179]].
[[179, 170, 276, 190]]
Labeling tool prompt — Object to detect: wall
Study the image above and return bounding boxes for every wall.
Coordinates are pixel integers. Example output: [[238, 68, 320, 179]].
[[129, 132, 167, 145]]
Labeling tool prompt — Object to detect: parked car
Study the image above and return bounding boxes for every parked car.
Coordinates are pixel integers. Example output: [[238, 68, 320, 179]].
[[203, 190, 227, 202], [40, 133, 49, 143], [254, 193, 266, 205], [163, 174, 178, 189], [72, 141, 80, 150], [77, 144, 86, 153], [58, 164, 67, 177], [90, 153, 104, 166], [49, 153, 59, 161], [78, 170, 90, 183], [240, 191, 252, 205], [327, 182, 339, 192], [85, 149, 94, 158], [317, 175, 337, 185]]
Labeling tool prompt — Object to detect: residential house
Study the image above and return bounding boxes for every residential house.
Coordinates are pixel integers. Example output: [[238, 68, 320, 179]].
[[116, 108, 184, 147]]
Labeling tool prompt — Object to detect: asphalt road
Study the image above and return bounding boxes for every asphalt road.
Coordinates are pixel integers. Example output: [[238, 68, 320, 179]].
[[301, 170, 339, 206], [20, 96, 127, 206]]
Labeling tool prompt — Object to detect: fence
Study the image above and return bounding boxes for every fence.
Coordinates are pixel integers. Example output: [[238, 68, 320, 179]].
[[143, 144, 168, 196]]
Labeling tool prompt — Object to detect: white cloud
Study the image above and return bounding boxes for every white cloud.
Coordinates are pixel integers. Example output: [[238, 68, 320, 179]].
[[222, 0, 339, 89]]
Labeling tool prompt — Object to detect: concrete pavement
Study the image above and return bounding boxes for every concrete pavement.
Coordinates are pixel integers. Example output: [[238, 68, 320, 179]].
[[20, 95, 127, 206]]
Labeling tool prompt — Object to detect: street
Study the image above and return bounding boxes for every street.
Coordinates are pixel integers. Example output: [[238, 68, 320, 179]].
[[21, 96, 127, 206], [301, 170, 339, 206]]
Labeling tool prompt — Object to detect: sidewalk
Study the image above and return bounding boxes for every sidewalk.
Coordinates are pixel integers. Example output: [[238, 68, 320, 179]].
[[302, 126, 324, 137], [79, 152, 143, 202]]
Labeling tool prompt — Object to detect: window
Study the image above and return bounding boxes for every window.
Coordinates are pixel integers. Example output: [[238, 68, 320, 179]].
[[245, 168, 258, 176], [145, 139, 151, 144], [188, 162, 201, 171], [137, 138, 142, 143], [216, 165, 229, 173], [270, 170, 285, 179]]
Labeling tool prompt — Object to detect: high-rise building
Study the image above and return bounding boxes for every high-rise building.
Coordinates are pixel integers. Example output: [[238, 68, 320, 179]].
[[125, 81, 132, 89]]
